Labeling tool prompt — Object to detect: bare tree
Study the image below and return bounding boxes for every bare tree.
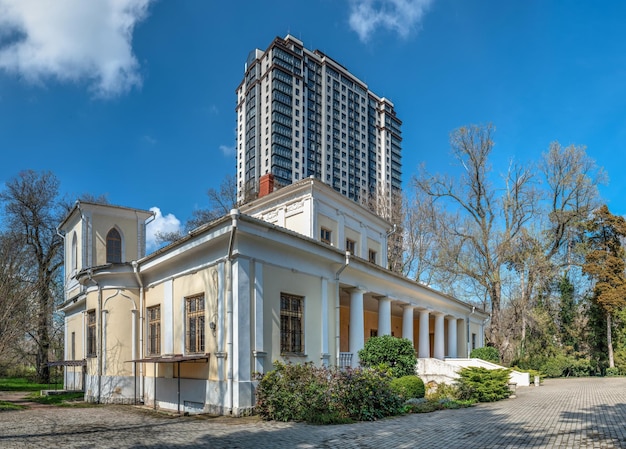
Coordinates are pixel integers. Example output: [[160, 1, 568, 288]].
[[414, 124, 536, 348], [0, 232, 32, 370], [0, 170, 65, 382], [187, 174, 239, 230], [540, 142, 606, 264]]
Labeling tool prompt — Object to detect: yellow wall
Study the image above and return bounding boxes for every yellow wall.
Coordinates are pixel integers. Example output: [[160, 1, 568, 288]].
[[262, 264, 333, 366]]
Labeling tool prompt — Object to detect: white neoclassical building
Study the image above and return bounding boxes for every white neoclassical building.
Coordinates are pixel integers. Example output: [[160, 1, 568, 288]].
[[58, 176, 488, 416]]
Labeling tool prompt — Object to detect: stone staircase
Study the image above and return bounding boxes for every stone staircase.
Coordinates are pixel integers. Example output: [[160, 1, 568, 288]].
[[416, 358, 530, 387]]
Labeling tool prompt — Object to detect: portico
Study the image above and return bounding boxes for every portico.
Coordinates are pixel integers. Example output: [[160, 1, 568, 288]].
[[337, 286, 468, 368]]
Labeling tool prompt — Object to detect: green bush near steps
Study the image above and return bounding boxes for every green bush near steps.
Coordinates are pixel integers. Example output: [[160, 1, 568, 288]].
[[456, 366, 512, 402], [390, 375, 425, 400], [470, 347, 501, 364], [358, 335, 417, 378]]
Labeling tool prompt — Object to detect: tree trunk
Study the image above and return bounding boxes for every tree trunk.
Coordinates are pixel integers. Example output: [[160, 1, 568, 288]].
[[607, 311, 614, 369], [36, 295, 51, 383]]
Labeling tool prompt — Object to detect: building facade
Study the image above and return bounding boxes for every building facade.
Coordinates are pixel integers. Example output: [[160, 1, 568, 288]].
[[59, 179, 488, 416], [236, 35, 402, 211]]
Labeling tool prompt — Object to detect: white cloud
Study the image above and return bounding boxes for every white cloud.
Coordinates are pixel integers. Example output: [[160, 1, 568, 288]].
[[146, 206, 182, 252], [0, 0, 153, 97], [220, 144, 235, 157], [347, 0, 433, 42]]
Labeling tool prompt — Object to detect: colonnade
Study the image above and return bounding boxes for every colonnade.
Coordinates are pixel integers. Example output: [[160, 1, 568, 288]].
[[346, 288, 462, 367]]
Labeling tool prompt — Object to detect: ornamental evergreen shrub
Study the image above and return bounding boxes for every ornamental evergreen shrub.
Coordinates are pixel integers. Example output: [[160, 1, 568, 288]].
[[358, 335, 417, 378], [390, 375, 425, 399], [456, 367, 511, 402], [470, 346, 500, 364]]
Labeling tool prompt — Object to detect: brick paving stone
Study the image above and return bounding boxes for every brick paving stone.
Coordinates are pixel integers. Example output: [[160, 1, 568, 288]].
[[1, 377, 626, 448]]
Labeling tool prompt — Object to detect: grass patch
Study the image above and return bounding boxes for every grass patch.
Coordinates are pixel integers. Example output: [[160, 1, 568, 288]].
[[0, 377, 63, 392], [26, 392, 85, 406], [0, 400, 25, 411]]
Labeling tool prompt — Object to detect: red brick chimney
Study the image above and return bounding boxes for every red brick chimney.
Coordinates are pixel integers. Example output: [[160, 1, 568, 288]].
[[258, 173, 275, 198]]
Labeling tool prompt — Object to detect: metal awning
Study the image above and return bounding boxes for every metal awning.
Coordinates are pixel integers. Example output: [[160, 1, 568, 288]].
[[47, 359, 87, 367], [127, 354, 209, 364]]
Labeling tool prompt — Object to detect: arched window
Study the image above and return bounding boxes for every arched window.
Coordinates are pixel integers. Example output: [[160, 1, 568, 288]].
[[106, 228, 122, 263], [71, 233, 78, 272]]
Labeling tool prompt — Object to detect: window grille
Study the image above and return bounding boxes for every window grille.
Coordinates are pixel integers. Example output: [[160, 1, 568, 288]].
[[280, 293, 304, 353], [186, 295, 205, 353]]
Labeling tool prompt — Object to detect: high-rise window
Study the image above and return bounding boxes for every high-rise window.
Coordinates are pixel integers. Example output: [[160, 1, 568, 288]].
[[186, 295, 205, 354], [87, 310, 96, 357], [346, 239, 356, 255], [320, 228, 331, 245], [280, 293, 304, 353], [147, 305, 161, 356], [106, 228, 122, 263]]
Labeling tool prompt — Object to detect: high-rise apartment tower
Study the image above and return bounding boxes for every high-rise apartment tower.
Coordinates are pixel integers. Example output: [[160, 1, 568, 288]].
[[236, 35, 402, 210]]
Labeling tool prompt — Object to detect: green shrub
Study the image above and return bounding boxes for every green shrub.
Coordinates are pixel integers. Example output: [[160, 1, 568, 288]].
[[255, 362, 403, 423], [470, 347, 500, 364], [606, 367, 620, 377], [456, 367, 511, 402], [358, 335, 417, 378], [337, 367, 403, 421], [390, 375, 425, 399]]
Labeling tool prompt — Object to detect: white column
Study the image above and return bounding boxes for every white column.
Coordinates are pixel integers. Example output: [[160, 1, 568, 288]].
[[402, 305, 415, 343], [447, 317, 458, 358], [377, 297, 392, 336], [418, 310, 430, 358], [349, 288, 365, 367], [434, 313, 445, 360], [253, 261, 266, 374], [163, 279, 174, 354]]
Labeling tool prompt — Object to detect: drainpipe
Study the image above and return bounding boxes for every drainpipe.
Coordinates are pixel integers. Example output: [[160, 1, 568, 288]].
[[132, 261, 144, 402], [334, 251, 350, 366], [226, 209, 239, 415]]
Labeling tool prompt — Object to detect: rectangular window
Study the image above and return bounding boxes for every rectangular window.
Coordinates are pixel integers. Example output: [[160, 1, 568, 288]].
[[280, 293, 304, 353], [71, 332, 76, 360], [186, 295, 205, 354], [147, 305, 161, 356], [368, 249, 377, 264], [472, 333, 477, 350], [346, 238, 356, 255], [87, 310, 96, 357], [320, 227, 332, 245]]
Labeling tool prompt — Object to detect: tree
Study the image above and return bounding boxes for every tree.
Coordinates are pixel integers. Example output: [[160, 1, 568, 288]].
[[540, 142, 606, 264], [414, 124, 535, 347], [0, 170, 65, 382], [0, 232, 32, 371], [187, 174, 238, 229], [581, 205, 626, 369], [156, 174, 238, 246]]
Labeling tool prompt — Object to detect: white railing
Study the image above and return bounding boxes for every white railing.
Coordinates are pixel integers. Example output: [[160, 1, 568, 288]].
[[339, 352, 353, 369]]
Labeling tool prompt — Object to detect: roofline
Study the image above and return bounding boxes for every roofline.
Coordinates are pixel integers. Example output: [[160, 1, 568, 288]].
[[59, 200, 155, 230], [136, 209, 485, 316]]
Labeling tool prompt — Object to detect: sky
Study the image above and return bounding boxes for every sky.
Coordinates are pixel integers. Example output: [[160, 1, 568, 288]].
[[1, 0, 626, 251]]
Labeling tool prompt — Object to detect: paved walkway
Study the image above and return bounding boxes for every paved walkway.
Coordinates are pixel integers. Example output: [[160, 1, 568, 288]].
[[1, 377, 626, 448]]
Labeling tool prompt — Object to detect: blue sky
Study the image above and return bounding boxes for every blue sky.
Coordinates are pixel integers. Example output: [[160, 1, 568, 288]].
[[1, 1, 626, 251]]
